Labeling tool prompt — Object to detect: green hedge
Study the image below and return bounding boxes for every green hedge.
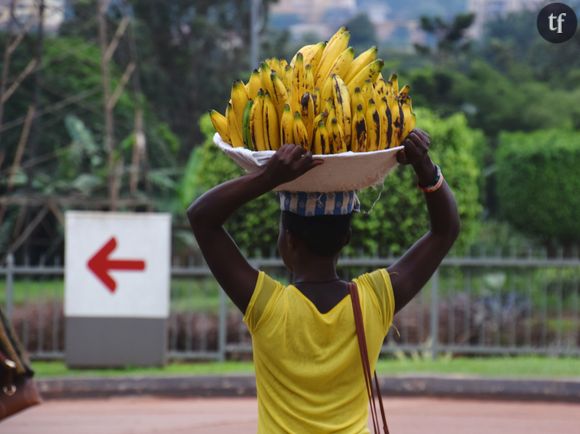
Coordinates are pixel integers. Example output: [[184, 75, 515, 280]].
[[180, 108, 483, 256], [497, 130, 580, 245]]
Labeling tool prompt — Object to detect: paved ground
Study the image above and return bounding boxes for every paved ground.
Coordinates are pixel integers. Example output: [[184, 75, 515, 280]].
[[2, 397, 580, 434]]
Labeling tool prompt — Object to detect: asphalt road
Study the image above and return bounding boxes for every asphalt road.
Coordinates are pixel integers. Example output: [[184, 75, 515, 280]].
[[2, 396, 580, 434]]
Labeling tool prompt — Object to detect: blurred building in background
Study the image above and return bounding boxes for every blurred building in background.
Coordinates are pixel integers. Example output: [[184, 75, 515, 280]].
[[0, 0, 65, 33], [271, 0, 357, 39], [467, 0, 543, 37], [271, 0, 427, 44]]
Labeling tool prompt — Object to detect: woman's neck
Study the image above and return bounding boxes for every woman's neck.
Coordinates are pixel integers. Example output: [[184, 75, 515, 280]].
[[291, 256, 340, 283]]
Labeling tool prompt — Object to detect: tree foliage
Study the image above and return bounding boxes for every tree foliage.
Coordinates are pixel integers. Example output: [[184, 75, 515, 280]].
[[496, 130, 580, 247], [343, 13, 377, 52], [414, 13, 475, 62], [180, 114, 280, 256]]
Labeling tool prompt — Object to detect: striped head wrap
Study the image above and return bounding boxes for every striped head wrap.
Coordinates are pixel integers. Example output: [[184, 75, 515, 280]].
[[278, 191, 360, 216]]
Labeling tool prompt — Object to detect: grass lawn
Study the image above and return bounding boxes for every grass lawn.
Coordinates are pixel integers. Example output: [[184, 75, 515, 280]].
[[32, 356, 580, 379]]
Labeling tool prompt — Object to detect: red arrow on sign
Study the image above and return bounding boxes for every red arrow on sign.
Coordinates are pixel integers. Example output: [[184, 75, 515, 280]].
[[87, 236, 146, 293]]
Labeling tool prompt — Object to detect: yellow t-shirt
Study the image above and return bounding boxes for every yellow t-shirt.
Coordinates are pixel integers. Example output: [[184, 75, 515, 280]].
[[243, 269, 395, 434]]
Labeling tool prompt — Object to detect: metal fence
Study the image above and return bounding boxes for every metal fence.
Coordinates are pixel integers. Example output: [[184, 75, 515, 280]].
[[2, 252, 580, 360]]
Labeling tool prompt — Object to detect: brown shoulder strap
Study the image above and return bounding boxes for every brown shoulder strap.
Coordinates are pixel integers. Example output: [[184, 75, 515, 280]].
[[349, 282, 390, 434]]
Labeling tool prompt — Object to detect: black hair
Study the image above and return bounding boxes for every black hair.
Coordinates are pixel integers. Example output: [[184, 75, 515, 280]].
[[281, 211, 352, 257]]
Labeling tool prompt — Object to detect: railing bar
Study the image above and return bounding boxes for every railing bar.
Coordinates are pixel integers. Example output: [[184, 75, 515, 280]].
[[52, 281, 59, 353], [465, 269, 471, 347], [496, 272, 502, 348], [557, 268, 563, 350], [185, 283, 193, 353], [526, 271, 533, 349], [542, 275, 548, 348]]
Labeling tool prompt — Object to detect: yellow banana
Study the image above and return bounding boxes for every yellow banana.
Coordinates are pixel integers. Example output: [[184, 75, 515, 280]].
[[305, 64, 315, 93], [323, 97, 337, 126], [351, 103, 367, 152], [351, 87, 366, 117], [300, 93, 315, 144], [242, 100, 254, 150], [313, 119, 330, 155], [361, 78, 374, 99], [374, 76, 388, 99], [265, 57, 282, 76], [385, 93, 399, 148], [281, 64, 292, 91], [377, 98, 389, 150], [305, 41, 325, 71], [399, 93, 415, 141], [329, 117, 346, 154], [210, 110, 230, 143], [332, 75, 351, 145], [213, 30, 418, 153], [344, 46, 378, 84], [386, 92, 403, 147], [313, 110, 329, 131], [246, 69, 261, 100], [388, 73, 399, 96], [280, 104, 294, 146], [230, 80, 249, 136], [316, 46, 354, 88], [365, 98, 380, 151], [347, 59, 384, 96], [271, 72, 289, 116], [263, 93, 280, 150], [316, 27, 350, 86], [226, 102, 244, 148], [291, 53, 305, 114], [290, 44, 310, 67], [399, 84, 410, 99], [312, 87, 321, 113], [293, 112, 310, 151], [259, 62, 276, 98], [250, 91, 267, 151], [327, 47, 355, 83], [320, 76, 335, 105], [291, 41, 325, 71]]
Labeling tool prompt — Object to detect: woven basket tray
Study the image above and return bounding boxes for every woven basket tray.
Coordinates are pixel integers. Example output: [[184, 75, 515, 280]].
[[214, 133, 403, 192]]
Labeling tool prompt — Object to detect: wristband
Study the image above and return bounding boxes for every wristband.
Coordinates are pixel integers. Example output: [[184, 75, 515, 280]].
[[418, 165, 444, 193]]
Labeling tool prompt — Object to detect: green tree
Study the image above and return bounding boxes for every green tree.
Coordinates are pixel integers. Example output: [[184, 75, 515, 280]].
[[180, 114, 280, 256], [60, 0, 283, 152], [414, 13, 475, 63], [343, 13, 377, 52], [0, 35, 181, 259]]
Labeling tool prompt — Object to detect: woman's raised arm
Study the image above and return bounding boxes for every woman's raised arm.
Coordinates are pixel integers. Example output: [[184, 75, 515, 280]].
[[387, 129, 461, 314], [187, 144, 322, 312]]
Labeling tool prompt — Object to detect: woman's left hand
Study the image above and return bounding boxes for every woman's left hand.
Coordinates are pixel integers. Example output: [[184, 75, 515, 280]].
[[397, 128, 437, 185]]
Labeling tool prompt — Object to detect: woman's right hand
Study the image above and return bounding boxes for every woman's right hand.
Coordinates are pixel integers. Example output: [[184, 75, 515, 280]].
[[261, 144, 323, 187]]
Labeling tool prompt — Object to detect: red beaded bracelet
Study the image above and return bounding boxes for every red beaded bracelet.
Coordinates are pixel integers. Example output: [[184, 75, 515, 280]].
[[418, 165, 444, 193]]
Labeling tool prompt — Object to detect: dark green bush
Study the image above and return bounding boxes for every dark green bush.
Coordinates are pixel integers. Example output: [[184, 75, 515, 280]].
[[497, 130, 580, 246], [181, 108, 483, 256]]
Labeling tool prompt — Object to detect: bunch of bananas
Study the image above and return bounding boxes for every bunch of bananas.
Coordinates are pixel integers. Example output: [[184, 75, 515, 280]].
[[210, 27, 415, 154]]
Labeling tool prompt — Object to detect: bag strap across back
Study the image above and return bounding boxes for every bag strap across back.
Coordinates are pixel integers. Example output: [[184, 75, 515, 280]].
[[348, 281, 390, 434]]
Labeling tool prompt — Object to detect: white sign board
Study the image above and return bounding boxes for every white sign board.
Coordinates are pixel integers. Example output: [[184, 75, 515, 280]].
[[65, 211, 171, 319]]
